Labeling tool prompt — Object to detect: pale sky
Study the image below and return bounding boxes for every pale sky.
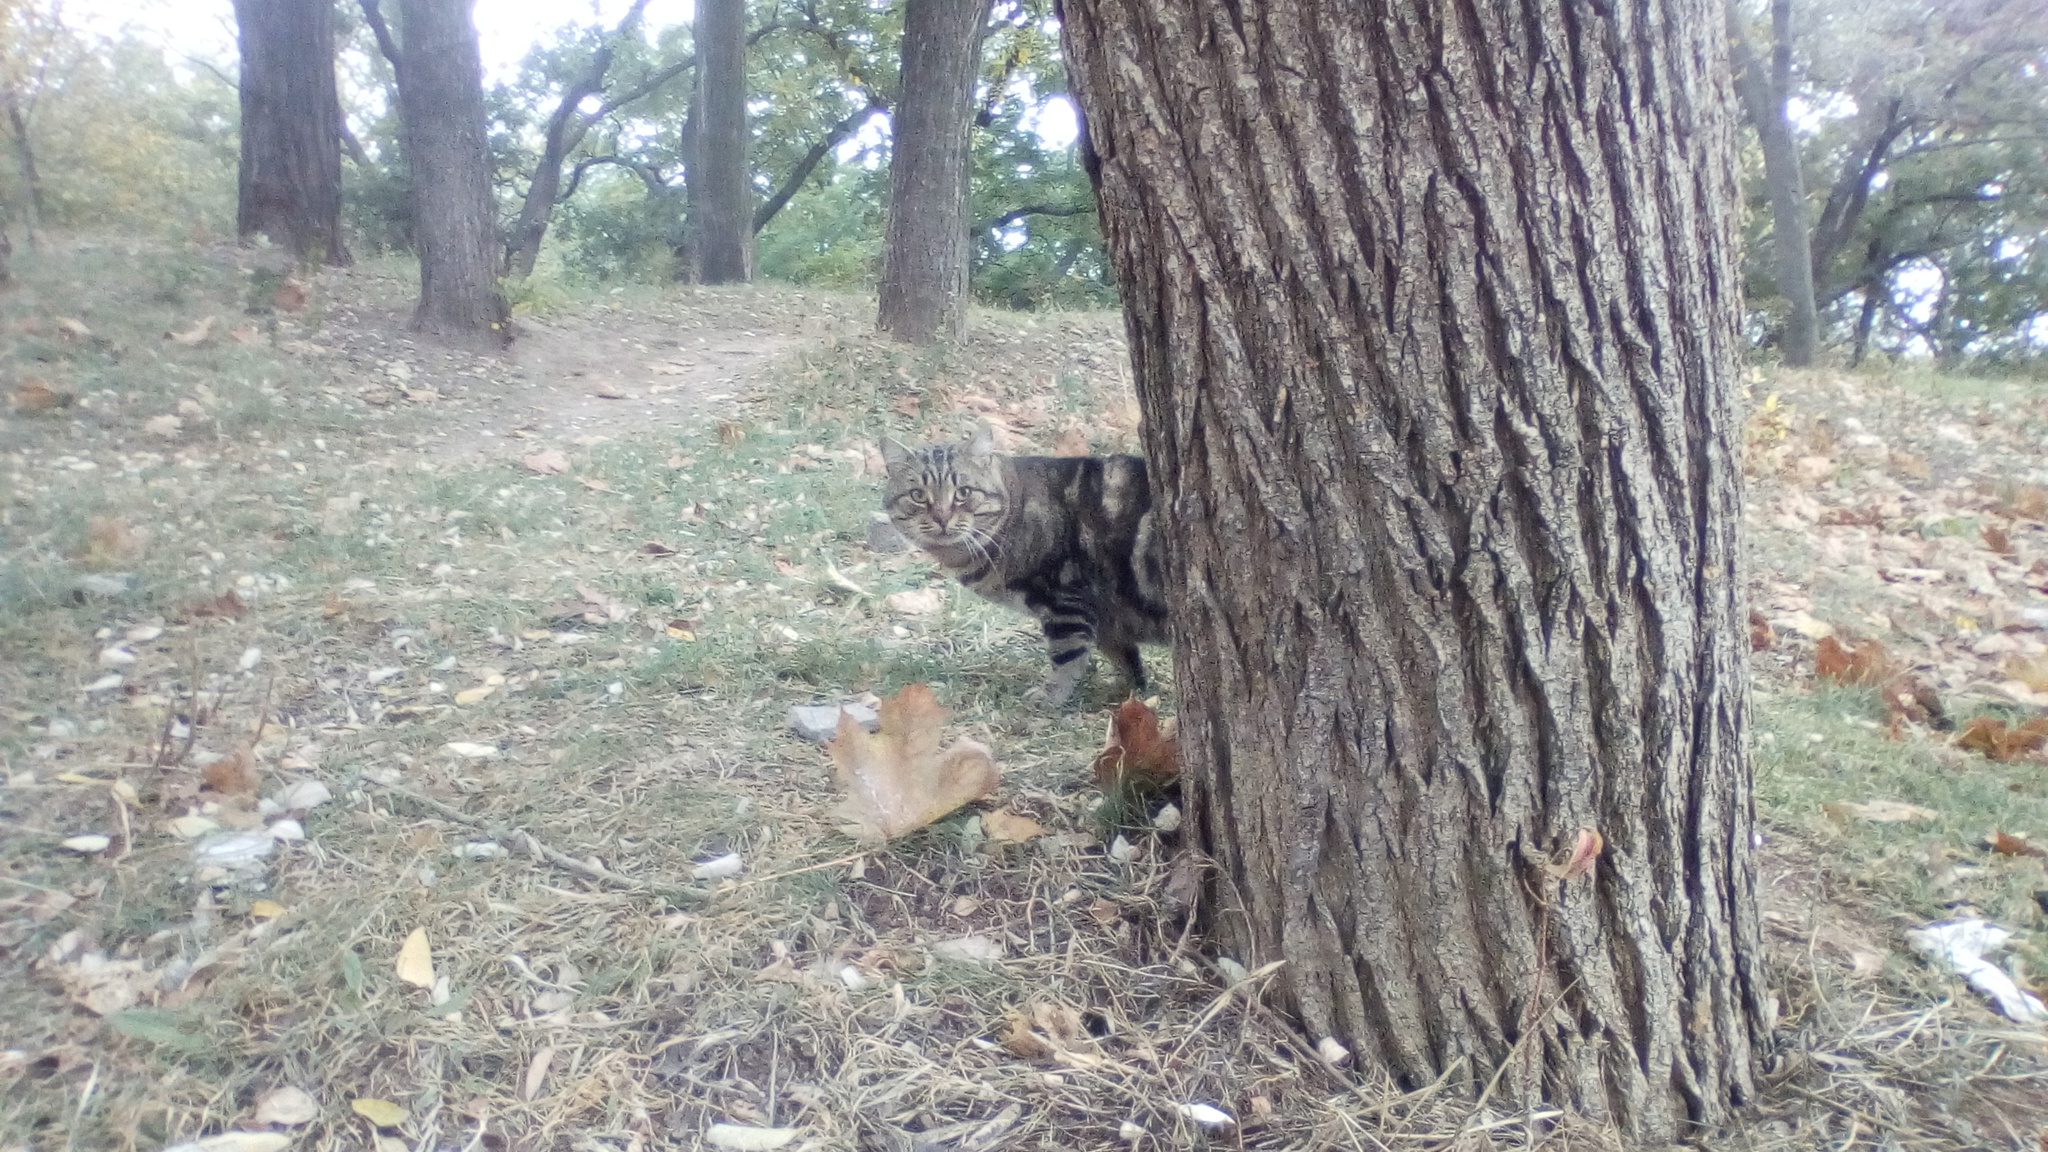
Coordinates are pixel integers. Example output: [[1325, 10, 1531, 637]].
[[67, 0, 696, 82], [64, 0, 1081, 151]]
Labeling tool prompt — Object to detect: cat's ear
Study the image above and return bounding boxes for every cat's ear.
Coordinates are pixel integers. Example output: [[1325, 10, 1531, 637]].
[[878, 437, 910, 470], [964, 423, 995, 458]]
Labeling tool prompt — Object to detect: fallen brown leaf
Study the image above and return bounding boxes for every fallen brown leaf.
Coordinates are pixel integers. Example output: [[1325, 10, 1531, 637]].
[[718, 420, 747, 445], [1985, 525, 2016, 555], [166, 315, 216, 345], [998, 1008, 1055, 1059], [1990, 831, 2048, 859], [1092, 698, 1181, 791], [1815, 636, 1895, 686], [1545, 828, 1604, 881], [982, 808, 1046, 843], [2010, 486, 2048, 521], [639, 541, 678, 557], [1881, 674, 1948, 730], [2007, 655, 2048, 696], [83, 515, 142, 567], [58, 952, 157, 1015], [176, 589, 248, 622], [1748, 609, 1775, 651], [11, 378, 73, 411], [202, 747, 261, 797], [829, 683, 1000, 840], [521, 449, 570, 474], [1957, 715, 2048, 763], [274, 279, 309, 313]]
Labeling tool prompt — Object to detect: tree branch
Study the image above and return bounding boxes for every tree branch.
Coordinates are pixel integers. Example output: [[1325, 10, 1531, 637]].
[[973, 203, 1096, 232], [1811, 100, 1909, 295], [357, 0, 403, 76], [563, 154, 675, 202], [597, 24, 779, 118], [339, 122, 372, 168], [752, 98, 886, 233]]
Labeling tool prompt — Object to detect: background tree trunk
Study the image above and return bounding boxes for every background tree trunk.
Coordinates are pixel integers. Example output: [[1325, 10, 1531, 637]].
[[876, 0, 990, 343], [233, 0, 348, 265], [3, 93, 43, 244], [502, 65, 608, 280], [394, 0, 507, 344], [672, 97, 702, 282], [693, 0, 751, 284], [1062, 0, 1769, 1142], [1729, 0, 1819, 365]]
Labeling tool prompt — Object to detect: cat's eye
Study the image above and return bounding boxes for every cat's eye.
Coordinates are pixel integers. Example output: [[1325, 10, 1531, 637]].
[[957, 487, 981, 500], [905, 488, 929, 505]]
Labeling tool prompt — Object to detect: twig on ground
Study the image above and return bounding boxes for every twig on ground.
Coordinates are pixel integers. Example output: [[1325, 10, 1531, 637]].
[[366, 779, 699, 902]]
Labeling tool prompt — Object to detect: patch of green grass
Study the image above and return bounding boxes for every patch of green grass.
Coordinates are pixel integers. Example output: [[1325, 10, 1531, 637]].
[[1756, 684, 2048, 937]]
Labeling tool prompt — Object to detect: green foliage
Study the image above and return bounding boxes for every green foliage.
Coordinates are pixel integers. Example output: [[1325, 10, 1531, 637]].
[[1733, 0, 2048, 370], [0, 6, 236, 237], [475, 0, 1112, 310]]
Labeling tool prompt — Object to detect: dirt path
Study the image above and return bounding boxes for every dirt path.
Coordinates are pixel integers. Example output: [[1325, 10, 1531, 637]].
[[309, 266, 857, 463]]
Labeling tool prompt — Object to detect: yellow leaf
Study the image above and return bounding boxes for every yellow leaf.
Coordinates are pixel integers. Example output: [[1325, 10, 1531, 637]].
[[54, 771, 103, 784], [394, 928, 435, 989], [249, 900, 287, 919], [982, 809, 1046, 843], [350, 1097, 408, 1127], [166, 315, 216, 345], [453, 685, 496, 705], [829, 684, 1000, 840]]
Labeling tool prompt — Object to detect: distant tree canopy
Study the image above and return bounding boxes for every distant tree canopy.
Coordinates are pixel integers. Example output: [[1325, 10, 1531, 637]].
[[0, 4, 236, 239], [1730, 0, 2048, 370], [0, 0, 2038, 365]]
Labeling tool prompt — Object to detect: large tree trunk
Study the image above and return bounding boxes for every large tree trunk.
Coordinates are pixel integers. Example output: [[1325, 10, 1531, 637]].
[[876, 0, 990, 343], [693, 0, 751, 284], [394, 0, 507, 345], [1062, 0, 1769, 1143], [1728, 0, 1818, 366], [233, 0, 349, 265]]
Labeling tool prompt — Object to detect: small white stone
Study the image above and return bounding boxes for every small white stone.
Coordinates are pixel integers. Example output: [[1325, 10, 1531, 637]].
[[691, 852, 745, 880]]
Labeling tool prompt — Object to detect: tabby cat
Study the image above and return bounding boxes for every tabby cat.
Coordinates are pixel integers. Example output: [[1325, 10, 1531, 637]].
[[879, 426, 1168, 704]]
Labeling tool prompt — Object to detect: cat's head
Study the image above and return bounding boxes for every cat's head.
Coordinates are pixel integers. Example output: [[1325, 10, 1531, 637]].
[[879, 425, 1008, 550]]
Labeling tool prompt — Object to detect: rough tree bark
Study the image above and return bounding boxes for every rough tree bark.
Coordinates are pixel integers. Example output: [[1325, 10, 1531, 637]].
[[694, 0, 751, 284], [1062, 0, 1769, 1142], [233, 0, 349, 265], [875, 0, 991, 343], [1728, 0, 1818, 365], [392, 0, 508, 345]]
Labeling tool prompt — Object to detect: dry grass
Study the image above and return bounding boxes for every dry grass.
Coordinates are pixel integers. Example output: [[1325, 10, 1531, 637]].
[[4, 239, 2048, 1152]]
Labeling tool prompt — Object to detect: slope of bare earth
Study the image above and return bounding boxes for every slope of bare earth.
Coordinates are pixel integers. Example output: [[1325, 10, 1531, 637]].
[[2, 237, 2045, 1151]]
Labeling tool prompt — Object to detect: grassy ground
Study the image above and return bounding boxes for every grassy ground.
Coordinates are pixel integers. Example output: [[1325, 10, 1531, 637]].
[[3, 239, 2047, 1151]]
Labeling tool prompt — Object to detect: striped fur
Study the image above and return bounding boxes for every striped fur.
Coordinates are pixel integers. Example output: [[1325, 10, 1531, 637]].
[[880, 426, 1168, 704]]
